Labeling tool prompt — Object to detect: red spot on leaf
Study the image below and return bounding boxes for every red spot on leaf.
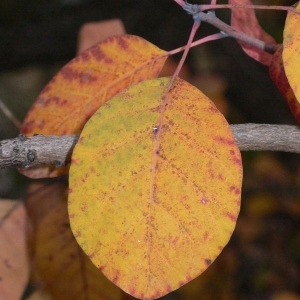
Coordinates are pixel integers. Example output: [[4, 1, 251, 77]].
[[118, 36, 129, 50], [21, 120, 35, 134], [128, 287, 136, 296], [204, 231, 209, 241], [60, 67, 78, 81], [178, 281, 186, 287], [81, 51, 91, 61], [74, 230, 81, 238], [90, 46, 113, 64], [214, 136, 236, 146], [81, 202, 87, 212], [3, 259, 12, 269], [112, 270, 120, 284], [225, 212, 237, 222], [229, 185, 241, 195]]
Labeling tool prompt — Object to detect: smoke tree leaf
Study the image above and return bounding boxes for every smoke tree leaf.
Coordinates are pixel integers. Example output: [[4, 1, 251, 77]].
[[269, 44, 300, 123], [229, 0, 276, 66], [283, 2, 300, 104], [68, 77, 243, 299], [26, 183, 123, 300], [20, 35, 167, 179], [0, 200, 29, 300]]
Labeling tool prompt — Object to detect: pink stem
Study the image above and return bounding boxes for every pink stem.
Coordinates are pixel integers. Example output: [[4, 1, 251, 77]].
[[199, 4, 300, 15], [149, 21, 200, 203], [173, 0, 185, 7], [168, 32, 226, 56]]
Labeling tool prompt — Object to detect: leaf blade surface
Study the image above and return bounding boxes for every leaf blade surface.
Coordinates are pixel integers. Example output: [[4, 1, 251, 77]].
[[229, 0, 276, 66], [0, 200, 29, 300], [20, 35, 167, 178], [283, 2, 300, 103], [27, 183, 123, 300], [68, 77, 243, 299]]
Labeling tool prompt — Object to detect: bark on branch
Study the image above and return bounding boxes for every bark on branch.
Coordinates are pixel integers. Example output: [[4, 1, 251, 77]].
[[0, 124, 299, 170]]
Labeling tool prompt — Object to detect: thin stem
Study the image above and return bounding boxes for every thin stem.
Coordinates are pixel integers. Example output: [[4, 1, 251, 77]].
[[194, 11, 276, 53], [0, 98, 21, 129], [199, 4, 300, 15], [168, 32, 227, 56], [150, 20, 200, 202], [169, 22, 200, 82], [173, 0, 185, 7]]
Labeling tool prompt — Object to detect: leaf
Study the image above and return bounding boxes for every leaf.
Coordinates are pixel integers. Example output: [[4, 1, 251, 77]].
[[25, 290, 54, 300], [269, 44, 300, 123], [68, 77, 243, 299], [26, 183, 124, 300], [229, 0, 276, 66], [20, 34, 168, 178], [283, 2, 300, 104], [0, 200, 29, 300]]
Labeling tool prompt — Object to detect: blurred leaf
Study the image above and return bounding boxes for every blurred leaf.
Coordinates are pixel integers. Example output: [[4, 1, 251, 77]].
[[77, 19, 126, 54], [25, 289, 53, 300], [68, 77, 242, 299], [269, 44, 300, 123], [283, 2, 300, 104], [0, 200, 29, 300], [26, 183, 123, 300], [229, 0, 276, 66], [20, 35, 167, 178]]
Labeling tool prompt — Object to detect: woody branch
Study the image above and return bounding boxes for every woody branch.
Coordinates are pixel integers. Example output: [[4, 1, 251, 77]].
[[0, 124, 300, 169]]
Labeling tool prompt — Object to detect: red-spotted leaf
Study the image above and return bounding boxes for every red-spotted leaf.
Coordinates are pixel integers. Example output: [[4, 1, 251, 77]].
[[269, 44, 300, 123], [229, 0, 276, 66], [26, 183, 124, 300], [68, 77, 243, 299], [282, 2, 300, 104], [20, 35, 168, 178]]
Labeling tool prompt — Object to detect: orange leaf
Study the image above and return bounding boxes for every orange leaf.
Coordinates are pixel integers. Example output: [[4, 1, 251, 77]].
[[26, 183, 123, 300], [0, 200, 29, 300], [269, 44, 300, 123], [68, 77, 243, 299], [229, 0, 276, 66], [20, 35, 168, 178], [282, 2, 300, 104]]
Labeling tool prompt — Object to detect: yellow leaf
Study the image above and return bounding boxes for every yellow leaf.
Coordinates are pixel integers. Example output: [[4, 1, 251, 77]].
[[283, 2, 300, 103], [269, 44, 300, 123], [0, 200, 29, 300], [26, 183, 123, 300], [68, 77, 242, 299], [20, 35, 167, 178]]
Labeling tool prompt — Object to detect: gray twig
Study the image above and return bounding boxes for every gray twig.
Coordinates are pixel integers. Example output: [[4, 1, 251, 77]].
[[0, 124, 300, 170]]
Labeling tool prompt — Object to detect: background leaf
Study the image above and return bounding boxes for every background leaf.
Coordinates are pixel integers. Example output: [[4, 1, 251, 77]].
[[283, 2, 300, 103], [229, 0, 276, 66], [0, 200, 29, 300], [20, 34, 167, 178], [24, 290, 53, 300], [269, 44, 300, 123], [26, 182, 123, 300], [68, 77, 243, 299]]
